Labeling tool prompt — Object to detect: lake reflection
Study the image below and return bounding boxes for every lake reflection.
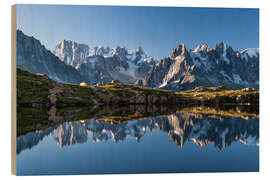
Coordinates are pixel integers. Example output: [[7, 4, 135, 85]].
[[16, 106, 259, 175]]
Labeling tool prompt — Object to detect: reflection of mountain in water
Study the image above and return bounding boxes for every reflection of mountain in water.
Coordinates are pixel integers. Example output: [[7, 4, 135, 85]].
[[17, 112, 259, 154], [16, 127, 56, 154]]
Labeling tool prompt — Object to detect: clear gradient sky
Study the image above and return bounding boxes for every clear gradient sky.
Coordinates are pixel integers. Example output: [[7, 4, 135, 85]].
[[17, 4, 259, 59]]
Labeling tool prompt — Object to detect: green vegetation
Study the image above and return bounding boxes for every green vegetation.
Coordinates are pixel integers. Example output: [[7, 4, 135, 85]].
[[176, 86, 259, 105], [98, 84, 173, 98], [16, 68, 259, 136], [17, 69, 52, 105], [17, 68, 259, 107], [17, 69, 94, 106], [178, 88, 257, 99]]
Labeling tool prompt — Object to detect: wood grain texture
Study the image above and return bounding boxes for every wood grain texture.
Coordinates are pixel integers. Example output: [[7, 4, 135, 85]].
[[11, 4, 17, 175]]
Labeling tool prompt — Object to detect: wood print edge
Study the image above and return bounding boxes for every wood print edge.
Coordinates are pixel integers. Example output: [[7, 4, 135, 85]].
[[11, 4, 17, 176]]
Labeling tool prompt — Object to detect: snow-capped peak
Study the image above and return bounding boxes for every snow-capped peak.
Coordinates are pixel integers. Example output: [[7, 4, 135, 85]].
[[53, 40, 156, 84], [194, 42, 209, 52], [241, 48, 259, 58], [240, 48, 259, 62]]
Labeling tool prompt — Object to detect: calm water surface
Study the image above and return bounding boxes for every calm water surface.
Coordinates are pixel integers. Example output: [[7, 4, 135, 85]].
[[16, 111, 259, 175]]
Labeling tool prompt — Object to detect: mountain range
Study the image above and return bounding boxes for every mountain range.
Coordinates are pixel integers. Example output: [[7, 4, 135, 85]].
[[16, 30, 259, 91], [141, 43, 259, 90], [53, 39, 156, 84]]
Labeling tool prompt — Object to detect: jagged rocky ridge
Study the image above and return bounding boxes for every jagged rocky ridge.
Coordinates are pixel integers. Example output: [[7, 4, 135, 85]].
[[141, 42, 259, 91], [16, 30, 259, 91], [16, 30, 156, 85], [17, 112, 259, 154], [54, 40, 156, 84]]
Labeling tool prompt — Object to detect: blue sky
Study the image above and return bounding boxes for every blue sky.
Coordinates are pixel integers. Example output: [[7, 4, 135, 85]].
[[17, 5, 259, 59]]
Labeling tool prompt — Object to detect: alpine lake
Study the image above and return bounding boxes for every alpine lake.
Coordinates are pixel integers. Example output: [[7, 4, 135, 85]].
[[16, 105, 259, 175]]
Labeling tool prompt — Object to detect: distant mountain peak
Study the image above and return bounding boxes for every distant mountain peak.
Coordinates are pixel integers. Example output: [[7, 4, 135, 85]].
[[143, 41, 259, 91], [137, 46, 144, 55], [52, 39, 156, 84], [16, 29, 259, 91], [240, 48, 259, 57], [170, 43, 188, 59], [216, 41, 230, 50], [194, 42, 209, 52]]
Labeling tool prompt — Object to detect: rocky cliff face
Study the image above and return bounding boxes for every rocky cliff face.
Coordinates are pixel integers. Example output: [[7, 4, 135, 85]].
[[53, 40, 90, 68], [17, 30, 156, 85], [17, 30, 259, 90], [16, 30, 84, 84], [54, 40, 156, 84], [142, 42, 259, 91]]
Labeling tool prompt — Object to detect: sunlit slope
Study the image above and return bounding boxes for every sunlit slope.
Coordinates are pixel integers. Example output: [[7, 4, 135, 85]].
[[17, 68, 259, 107]]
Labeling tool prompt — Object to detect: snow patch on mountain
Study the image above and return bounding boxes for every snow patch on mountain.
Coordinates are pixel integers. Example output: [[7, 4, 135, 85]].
[[190, 51, 211, 71], [241, 48, 259, 62], [222, 43, 230, 64], [159, 81, 168, 88], [53, 40, 157, 84], [143, 42, 259, 91]]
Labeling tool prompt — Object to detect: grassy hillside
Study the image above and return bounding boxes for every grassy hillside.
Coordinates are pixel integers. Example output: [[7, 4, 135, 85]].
[[16, 68, 259, 136], [17, 68, 259, 107]]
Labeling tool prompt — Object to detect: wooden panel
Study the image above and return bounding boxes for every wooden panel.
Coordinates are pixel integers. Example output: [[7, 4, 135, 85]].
[[11, 4, 17, 176]]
